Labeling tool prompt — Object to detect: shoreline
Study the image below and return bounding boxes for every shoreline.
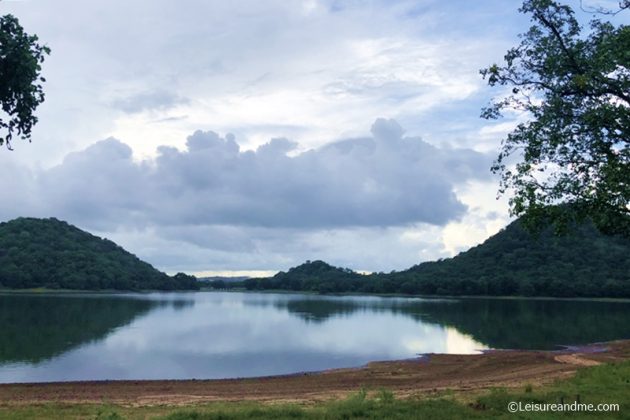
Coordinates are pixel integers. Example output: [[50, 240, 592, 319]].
[[2, 339, 629, 406], [5, 288, 630, 303]]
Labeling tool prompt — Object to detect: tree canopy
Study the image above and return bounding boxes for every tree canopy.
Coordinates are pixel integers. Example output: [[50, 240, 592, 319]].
[[481, 0, 629, 235], [0, 217, 199, 291], [0, 14, 49, 149]]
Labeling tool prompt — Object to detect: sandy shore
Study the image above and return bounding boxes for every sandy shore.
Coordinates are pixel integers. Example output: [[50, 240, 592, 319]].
[[1, 340, 629, 406]]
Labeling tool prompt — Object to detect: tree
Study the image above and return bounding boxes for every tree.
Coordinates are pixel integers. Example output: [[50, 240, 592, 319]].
[[481, 0, 629, 235], [0, 14, 50, 149], [579, 0, 630, 16]]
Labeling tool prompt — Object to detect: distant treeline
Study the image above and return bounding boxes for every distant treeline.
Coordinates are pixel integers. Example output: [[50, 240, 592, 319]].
[[0, 218, 198, 291], [217, 219, 630, 298]]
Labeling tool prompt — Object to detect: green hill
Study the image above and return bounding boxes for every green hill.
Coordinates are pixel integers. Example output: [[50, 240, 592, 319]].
[[0, 217, 198, 290], [244, 260, 360, 293], [399, 219, 629, 297], [243, 219, 630, 297]]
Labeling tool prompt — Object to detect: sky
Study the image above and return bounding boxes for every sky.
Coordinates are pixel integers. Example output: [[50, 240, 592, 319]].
[[1, 0, 626, 276]]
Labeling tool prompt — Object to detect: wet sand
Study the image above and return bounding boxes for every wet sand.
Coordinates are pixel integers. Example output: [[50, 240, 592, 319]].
[[1, 340, 629, 406]]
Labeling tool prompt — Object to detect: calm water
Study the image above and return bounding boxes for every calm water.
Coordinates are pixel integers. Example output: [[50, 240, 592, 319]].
[[1, 291, 630, 383]]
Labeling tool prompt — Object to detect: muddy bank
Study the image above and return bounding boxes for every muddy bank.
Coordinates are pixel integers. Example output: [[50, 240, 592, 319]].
[[1, 340, 629, 406]]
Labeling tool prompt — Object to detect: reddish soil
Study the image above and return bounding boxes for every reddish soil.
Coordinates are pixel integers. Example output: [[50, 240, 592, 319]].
[[1, 340, 629, 406]]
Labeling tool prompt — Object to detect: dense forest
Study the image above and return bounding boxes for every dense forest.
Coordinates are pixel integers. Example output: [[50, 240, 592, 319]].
[[3, 216, 629, 296], [0, 217, 198, 290], [236, 219, 630, 297]]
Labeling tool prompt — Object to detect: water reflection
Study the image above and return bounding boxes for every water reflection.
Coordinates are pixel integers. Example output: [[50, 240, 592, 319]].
[[1, 292, 629, 383], [418, 297, 630, 349], [0, 293, 193, 364], [263, 295, 630, 350], [266, 295, 453, 323]]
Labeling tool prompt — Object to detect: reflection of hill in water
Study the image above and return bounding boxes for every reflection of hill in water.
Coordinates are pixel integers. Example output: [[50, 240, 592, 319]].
[[271, 298, 445, 323], [424, 298, 630, 350], [0, 294, 193, 364], [268, 297, 630, 350]]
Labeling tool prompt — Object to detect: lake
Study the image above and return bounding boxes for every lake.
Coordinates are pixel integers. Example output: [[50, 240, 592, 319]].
[[1, 291, 630, 383]]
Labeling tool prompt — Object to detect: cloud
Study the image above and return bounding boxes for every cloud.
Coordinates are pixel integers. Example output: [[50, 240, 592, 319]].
[[0, 115, 511, 273], [0, 1, 529, 272], [1, 117, 491, 230], [0, 118, 504, 273], [2, 0, 526, 164], [99, 223, 451, 274], [112, 91, 190, 114]]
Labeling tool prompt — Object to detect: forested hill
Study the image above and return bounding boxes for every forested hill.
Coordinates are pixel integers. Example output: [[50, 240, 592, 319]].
[[243, 260, 360, 293], [242, 220, 630, 297], [0, 217, 198, 290], [400, 220, 629, 297]]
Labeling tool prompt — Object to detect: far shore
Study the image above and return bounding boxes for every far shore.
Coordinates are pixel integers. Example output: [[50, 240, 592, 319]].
[[4, 287, 630, 303], [0, 288, 199, 294], [200, 287, 630, 302], [1, 339, 629, 406]]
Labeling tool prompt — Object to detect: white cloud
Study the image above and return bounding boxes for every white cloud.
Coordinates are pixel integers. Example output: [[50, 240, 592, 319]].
[[0, 119, 503, 272], [3, 0, 526, 163], [0, 0, 532, 272], [20, 119, 489, 230], [441, 180, 511, 255]]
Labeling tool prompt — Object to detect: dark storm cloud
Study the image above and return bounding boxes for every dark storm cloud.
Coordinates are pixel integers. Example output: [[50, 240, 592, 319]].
[[4, 119, 491, 231]]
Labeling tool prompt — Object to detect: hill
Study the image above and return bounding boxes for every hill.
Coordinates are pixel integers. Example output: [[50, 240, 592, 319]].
[[243, 219, 630, 297], [243, 260, 360, 293], [399, 219, 629, 297], [0, 217, 198, 290]]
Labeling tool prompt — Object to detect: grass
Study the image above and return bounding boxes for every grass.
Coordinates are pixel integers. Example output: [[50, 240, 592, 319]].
[[1, 361, 628, 419]]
